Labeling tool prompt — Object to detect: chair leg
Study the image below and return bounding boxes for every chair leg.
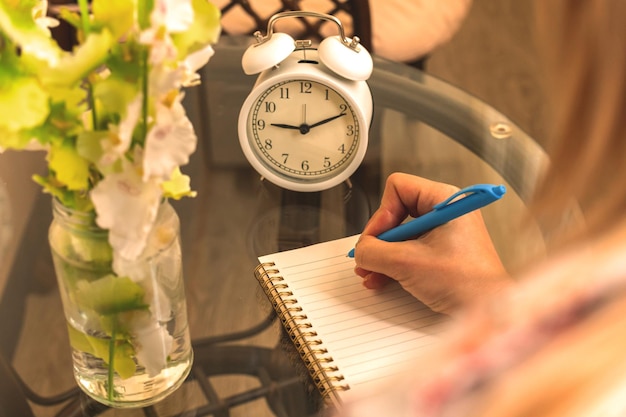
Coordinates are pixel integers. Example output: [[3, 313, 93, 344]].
[[346, 0, 373, 51]]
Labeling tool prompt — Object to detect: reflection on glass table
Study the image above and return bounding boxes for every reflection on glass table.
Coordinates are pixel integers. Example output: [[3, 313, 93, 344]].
[[0, 36, 547, 417]]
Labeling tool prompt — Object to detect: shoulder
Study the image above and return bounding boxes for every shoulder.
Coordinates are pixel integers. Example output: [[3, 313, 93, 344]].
[[369, 0, 473, 62]]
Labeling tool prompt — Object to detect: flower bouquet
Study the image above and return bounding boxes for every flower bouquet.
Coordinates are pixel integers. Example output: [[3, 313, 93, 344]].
[[0, 0, 220, 407]]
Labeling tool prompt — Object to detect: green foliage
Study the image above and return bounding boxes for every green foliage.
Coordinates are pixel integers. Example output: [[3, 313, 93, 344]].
[[0, 0, 220, 209], [2, 0, 220, 394], [67, 324, 137, 379], [0, 67, 49, 132], [49, 140, 91, 190], [75, 274, 148, 315], [172, 0, 221, 58], [42, 30, 114, 88]]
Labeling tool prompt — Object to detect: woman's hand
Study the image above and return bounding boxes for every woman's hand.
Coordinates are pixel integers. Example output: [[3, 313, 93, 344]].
[[353, 173, 511, 315]]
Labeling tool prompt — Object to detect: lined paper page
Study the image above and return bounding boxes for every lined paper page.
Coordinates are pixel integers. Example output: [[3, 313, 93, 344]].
[[258, 235, 449, 399]]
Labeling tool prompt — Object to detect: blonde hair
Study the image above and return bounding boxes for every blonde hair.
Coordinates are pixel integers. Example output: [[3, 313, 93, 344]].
[[531, 0, 626, 240]]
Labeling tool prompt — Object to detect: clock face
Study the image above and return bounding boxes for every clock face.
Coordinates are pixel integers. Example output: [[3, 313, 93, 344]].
[[245, 79, 361, 183]]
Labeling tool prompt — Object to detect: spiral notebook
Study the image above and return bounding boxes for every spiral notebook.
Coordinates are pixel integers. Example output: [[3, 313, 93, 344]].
[[255, 235, 449, 407]]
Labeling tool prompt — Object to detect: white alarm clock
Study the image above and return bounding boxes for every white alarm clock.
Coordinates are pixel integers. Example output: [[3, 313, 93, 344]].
[[238, 11, 373, 192]]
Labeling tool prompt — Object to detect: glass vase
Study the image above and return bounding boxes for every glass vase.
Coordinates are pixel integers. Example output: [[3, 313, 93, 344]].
[[48, 198, 193, 408]]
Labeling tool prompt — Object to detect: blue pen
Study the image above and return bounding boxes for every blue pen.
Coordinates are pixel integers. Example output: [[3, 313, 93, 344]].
[[347, 184, 506, 258]]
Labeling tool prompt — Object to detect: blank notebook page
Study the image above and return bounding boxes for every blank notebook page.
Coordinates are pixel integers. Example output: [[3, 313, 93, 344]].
[[258, 235, 449, 400]]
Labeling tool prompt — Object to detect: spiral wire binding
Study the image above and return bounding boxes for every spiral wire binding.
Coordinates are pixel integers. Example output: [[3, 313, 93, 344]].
[[255, 262, 350, 405]]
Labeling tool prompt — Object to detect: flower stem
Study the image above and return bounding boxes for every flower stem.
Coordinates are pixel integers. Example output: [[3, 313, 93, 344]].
[[108, 321, 117, 401], [77, 0, 98, 130], [141, 47, 149, 144], [77, 0, 91, 35]]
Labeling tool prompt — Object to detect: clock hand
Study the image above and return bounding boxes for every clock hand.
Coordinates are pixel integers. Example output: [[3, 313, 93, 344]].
[[271, 111, 346, 135], [270, 123, 301, 130], [271, 122, 312, 134], [309, 112, 347, 129]]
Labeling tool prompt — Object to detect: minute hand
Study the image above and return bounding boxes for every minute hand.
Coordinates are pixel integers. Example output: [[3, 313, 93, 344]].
[[309, 112, 346, 129]]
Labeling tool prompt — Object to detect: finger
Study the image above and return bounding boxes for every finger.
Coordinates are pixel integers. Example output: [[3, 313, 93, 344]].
[[354, 266, 369, 278], [355, 265, 394, 289], [362, 173, 459, 236], [362, 272, 394, 290], [353, 235, 422, 281], [383, 173, 459, 217]]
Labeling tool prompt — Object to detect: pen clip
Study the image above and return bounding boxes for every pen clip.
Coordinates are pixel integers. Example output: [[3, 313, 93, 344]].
[[433, 184, 505, 210]]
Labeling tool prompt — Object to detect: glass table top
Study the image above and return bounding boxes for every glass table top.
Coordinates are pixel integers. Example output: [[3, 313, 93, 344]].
[[0, 36, 547, 417]]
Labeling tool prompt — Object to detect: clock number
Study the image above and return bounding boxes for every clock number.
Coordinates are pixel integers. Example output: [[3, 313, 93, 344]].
[[346, 125, 355, 136], [279, 88, 290, 99], [301, 160, 310, 171], [264, 139, 273, 150], [339, 104, 348, 112], [265, 102, 276, 113], [282, 153, 289, 164], [338, 144, 346, 154], [257, 120, 266, 130], [300, 82, 312, 94], [324, 89, 330, 100], [323, 157, 331, 168]]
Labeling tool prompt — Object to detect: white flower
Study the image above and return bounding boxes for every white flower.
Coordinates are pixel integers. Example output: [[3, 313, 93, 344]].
[[149, 65, 184, 99], [152, 0, 194, 33], [99, 94, 142, 167], [112, 204, 181, 322], [140, 28, 178, 66], [129, 311, 173, 377], [90, 163, 162, 260], [142, 99, 196, 181], [140, 0, 193, 66], [181, 45, 215, 87]]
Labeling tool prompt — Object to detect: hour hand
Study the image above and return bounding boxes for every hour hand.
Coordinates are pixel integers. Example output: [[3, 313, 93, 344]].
[[270, 123, 300, 130]]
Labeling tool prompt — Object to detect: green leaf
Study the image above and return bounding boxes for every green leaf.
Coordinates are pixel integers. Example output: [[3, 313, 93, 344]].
[[67, 324, 96, 353], [48, 85, 88, 117], [32, 174, 71, 200], [137, 0, 154, 30], [33, 174, 95, 212], [42, 30, 114, 88], [162, 168, 197, 200], [0, 126, 38, 150], [56, 7, 82, 30], [0, 0, 62, 64], [0, 70, 49, 132], [75, 274, 148, 315], [92, 0, 135, 40], [171, 0, 221, 58], [49, 142, 91, 190], [110, 339, 137, 379], [76, 130, 108, 164], [67, 324, 137, 379], [70, 229, 113, 265], [93, 77, 140, 118]]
